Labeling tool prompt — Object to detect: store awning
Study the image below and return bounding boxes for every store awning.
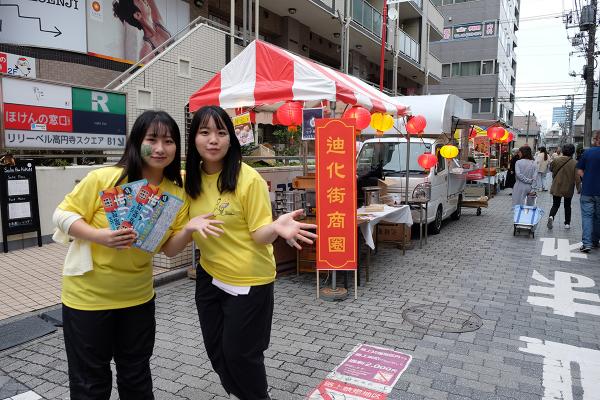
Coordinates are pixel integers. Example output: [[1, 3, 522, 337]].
[[189, 40, 408, 117], [451, 117, 505, 130]]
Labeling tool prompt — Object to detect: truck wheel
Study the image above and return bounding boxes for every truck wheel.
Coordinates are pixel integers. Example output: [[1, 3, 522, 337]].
[[429, 205, 443, 235], [451, 195, 462, 220]]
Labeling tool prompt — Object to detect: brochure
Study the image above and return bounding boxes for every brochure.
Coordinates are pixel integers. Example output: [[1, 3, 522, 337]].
[[125, 183, 184, 253], [99, 179, 147, 230]]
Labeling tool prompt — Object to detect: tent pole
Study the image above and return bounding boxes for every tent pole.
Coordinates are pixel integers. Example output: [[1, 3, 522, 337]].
[[255, 0, 259, 41], [230, 0, 235, 54]]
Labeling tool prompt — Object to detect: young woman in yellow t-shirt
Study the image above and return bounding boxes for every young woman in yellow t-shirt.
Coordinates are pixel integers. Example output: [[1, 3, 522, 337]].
[[55, 110, 222, 399], [180, 105, 317, 400]]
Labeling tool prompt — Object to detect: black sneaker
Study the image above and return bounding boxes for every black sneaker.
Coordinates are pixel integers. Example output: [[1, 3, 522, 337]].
[[580, 245, 592, 253], [547, 216, 553, 229], [593, 242, 600, 249]]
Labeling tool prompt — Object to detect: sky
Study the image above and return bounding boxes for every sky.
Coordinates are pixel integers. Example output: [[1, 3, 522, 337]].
[[514, 0, 587, 130]]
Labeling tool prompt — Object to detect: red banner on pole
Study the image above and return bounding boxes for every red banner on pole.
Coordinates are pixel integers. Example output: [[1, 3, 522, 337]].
[[315, 118, 357, 270]]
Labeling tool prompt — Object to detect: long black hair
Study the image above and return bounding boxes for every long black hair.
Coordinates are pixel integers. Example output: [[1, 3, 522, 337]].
[[113, 0, 143, 30], [519, 146, 533, 160], [185, 106, 242, 199], [116, 110, 183, 187]]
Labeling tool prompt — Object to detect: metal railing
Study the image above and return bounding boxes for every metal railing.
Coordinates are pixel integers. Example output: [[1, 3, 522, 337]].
[[105, 15, 243, 90], [397, 30, 420, 63], [352, 0, 383, 38]]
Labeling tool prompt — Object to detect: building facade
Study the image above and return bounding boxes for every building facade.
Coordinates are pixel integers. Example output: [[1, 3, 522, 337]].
[[513, 113, 541, 149], [428, 0, 519, 125], [552, 106, 568, 126]]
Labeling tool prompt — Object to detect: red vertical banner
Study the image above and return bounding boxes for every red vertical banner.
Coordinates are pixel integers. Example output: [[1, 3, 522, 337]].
[[315, 118, 357, 270]]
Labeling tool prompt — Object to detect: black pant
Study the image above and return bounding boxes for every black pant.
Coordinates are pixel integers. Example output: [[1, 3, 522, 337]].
[[549, 195, 572, 224], [62, 298, 156, 400], [195, 266, 274, 400]]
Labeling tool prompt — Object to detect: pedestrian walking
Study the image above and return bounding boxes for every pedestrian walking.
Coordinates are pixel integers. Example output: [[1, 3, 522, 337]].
[[53, 110, 222, 399], [505, 148, 520, 193], [547, 144, 581, 230], [550, 147, 562, 162], [576, 131, 600, 252], [183, 105, 317, 400], [534, 146, 549, 191], [512, 146, 537, 208]]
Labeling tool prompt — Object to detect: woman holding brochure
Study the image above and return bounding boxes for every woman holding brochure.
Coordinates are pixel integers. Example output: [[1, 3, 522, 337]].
[[179, 105, 317, 400], [53, 110, 222, 399]]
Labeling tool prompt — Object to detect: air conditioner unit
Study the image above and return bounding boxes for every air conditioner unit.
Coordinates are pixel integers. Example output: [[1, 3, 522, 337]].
[[580, 5, 595, 31]]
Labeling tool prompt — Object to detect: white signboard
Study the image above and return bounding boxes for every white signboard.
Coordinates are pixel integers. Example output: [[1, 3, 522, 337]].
[[4, 130, 126, 149], [0, 52, 37, 78], [0, 0, 87, 53], [2, 78, 72, 109]]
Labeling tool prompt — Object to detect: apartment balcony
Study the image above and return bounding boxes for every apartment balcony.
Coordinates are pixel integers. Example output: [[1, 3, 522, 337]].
[[427, 52, 442, 82], [426, 1, 444, 41], [397, 29, 420, 64]]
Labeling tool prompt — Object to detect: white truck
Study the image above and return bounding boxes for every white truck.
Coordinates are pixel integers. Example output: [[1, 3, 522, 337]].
[[357, 94, 476, 234]]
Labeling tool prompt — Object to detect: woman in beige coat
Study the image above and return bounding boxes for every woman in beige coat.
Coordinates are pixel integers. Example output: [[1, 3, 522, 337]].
[[547, 144, 581, 229]]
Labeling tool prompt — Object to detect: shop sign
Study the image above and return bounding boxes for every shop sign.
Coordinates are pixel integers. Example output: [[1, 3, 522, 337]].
[[302, 108, 323, 141], [452, 21, 496, 40], [4, 103, 73, 132], [0, 53, 37, 78], [328, 344, 412, 393], [315, 118, 357, 270], [1, 76, 126, 149]]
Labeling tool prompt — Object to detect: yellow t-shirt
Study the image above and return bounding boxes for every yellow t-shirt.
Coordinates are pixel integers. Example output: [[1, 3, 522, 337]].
[[189, 163, 276, 286], [58, 166, 189, 310]]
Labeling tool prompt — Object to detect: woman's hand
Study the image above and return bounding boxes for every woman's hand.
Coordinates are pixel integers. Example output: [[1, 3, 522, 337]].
[[186, 213, 225, 239], [274, 209, 317, 250], [94, 228, 137, 249]]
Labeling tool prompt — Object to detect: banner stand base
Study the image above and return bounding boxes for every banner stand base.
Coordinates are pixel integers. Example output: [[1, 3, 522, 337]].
[[319, 287, 348, 301]]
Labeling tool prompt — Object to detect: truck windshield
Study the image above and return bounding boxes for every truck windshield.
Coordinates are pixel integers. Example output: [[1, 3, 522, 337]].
[[357, 142, 432, 178]]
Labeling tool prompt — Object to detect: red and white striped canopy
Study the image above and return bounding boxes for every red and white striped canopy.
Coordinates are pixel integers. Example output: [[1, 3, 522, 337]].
[[189, 40, 408, 117]]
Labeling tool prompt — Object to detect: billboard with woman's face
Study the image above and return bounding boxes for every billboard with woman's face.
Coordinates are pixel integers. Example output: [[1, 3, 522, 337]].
[[87, 0, 190, 63]]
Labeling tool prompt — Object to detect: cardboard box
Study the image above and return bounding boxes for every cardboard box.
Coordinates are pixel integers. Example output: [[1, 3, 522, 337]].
[[377, 222, 411, 246], [250, 144, 276, 166], [464, 185, 486, 197]]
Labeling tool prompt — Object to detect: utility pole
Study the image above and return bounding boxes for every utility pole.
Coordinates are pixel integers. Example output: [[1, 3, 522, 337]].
[[568, 95, 575, 144], [526, 110, 531, 145], [583, 0, 597, 148]]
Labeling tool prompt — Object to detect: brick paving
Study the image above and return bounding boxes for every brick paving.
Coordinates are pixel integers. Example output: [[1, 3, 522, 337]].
[[0, 243, 172, 322], [1, 188, 599, 399]]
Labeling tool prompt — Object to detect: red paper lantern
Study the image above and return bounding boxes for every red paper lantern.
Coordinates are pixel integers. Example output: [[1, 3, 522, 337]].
[[506, 132, 514, 143], [343, 106, 371, 134], [406, 115, 427, 135], [276, 101, 303, 132], [487, 126, 505, 142], [418, 153, 437, 169]]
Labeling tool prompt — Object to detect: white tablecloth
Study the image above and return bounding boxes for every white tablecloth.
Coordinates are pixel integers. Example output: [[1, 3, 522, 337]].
[[357, 205, 413, 249]]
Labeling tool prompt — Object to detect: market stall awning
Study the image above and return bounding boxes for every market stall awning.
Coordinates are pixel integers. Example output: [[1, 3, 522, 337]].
[[189, 40, 408, 117]]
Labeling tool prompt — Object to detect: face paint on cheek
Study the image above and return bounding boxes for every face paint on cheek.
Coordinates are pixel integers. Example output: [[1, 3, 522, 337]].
[[141, 144, 152, 158]]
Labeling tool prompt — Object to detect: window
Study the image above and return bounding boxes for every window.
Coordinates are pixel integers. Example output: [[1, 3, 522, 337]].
[[436, 148, 446, 172], [481, 60, 494, 74], [461, 61, 481, 76], [480, 98, 493, 113], [442, 64, 451, 77], [136, 88, 153, 109], [178, 57, 191, 78], [452, 63, 460, 76], [465, 98, 479, 113]]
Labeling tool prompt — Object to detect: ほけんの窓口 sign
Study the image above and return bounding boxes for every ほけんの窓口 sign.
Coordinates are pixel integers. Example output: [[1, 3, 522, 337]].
[[1, 76, 126, 150]]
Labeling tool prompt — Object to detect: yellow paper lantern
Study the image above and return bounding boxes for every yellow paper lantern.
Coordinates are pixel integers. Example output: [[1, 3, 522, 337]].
[[440, 144, 459, 159], [370, 113, 394, 135]]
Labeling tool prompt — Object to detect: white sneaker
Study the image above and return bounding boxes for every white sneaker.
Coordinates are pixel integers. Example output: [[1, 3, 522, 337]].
[[547, 216, 553, 229], [564, 224, 570, 229]]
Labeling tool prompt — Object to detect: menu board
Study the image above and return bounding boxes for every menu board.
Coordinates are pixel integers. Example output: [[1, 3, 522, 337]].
[[0, 159, 42, 252]]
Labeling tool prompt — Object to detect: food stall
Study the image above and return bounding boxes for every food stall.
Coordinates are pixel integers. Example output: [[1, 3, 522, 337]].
[[187, 40, 412, 293]]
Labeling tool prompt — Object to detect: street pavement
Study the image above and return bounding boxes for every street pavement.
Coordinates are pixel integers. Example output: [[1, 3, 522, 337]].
[[1, 188, 599, 400]]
